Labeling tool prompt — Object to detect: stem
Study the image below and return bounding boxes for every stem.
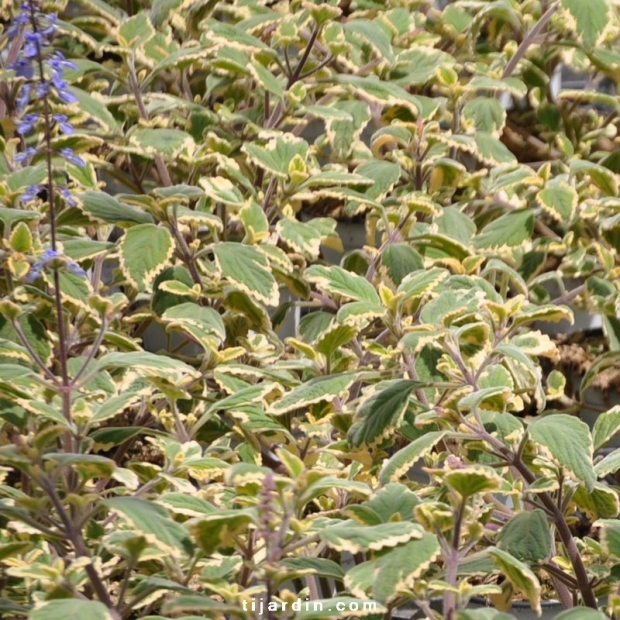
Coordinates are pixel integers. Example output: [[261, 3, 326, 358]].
[[502, 3, 559, 80], [126, 61, 203, 286], [262, 26, 319, 217], [282, 532, 321, 555], [37, 473, 117, 612], [27, 3, 73, 440], [170, 399, 190, 443], [468, 417, 598, 608], [70, 318, 107, 386], [115, 556, 137, 612], [443, 499, 465, 620]]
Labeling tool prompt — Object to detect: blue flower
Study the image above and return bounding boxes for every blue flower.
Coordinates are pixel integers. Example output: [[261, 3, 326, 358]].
[[27, 248, 86, 282], [59, 148, 85, 167], [53, 114, 74, 134], [15, 83, 31, 111], [34, 81, 51, 98], [16, 113, 39, 135], [40, 248, 61, 262], [23, 31, 44, 59], [56, 88, 78, 105], [11, 0, 83, 212], [49, 52, 77, 73], [20, 183, 43, 203], [67, 261, 86, 277], [11, 58, 35, 80], [58, 186, 77, 207], [15, 146, 38, 164]]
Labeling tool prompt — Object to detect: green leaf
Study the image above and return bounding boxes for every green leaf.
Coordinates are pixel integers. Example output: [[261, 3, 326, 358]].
[[43, 453, 116, 478], [335, 74, 438, 119], [162, 302, 226, 350], [462, 97, 506, 136], [594, 448, 620, 478], [77, 191, 153, 226], [346, 534, 440, 604], [239, 201, 269, 242], [488, 548, 541, 615], [65, 87, 120, 133], [528, 414, 596, 492], [354, 160, 401, 200], [278, 558, 344, 582], [190, 510, 253, 554], [496, 510, 551, 563], [213, 243, 279, 306], [445, 465, 504, 497], [396, 47, 455, 85], [573, 482, 619, 520], [470, 76, 527, 98], [596, 519, 620, 558], [158, 492, 217, 517], [344, 20, 394, 66], [199, 176, 245, 206], [299, 476, 371, 507], [277, 218, 325, 260], [397, 268, 449, 302], [380, 244, 423, 286], [320, 521, 422, 553], [537, 183, 578, 225], [0, 208, 41, 229], [511, 305, 573, 329], [151, 266, 194, 316], [337, 301, 386, 327], [205, 20, 275, 55], [58, 271, 92, 312], [348, 380, 421, 447], [375, 533, 440, 602], [30, 600, 115, 620], [160, 594, 241, 616], [128, 128, 195, 159], [474, 210, 534, 251], [379, 431, 447, 484], [437, 206, 476, 245], [474, 132, 516, 165], [119, 12, 155, 47], [96, 351, 201, 383], [592, 406, 620, 451], [306, 265, 380, 304], [351, 483, 421, 524], [91, 426, 147, 449], [315, 324, 357, 356], [243, 134, 308, 179], [0, 315, 51, 367], [7, 164, 47, 192], [249, 60, 284, 97], [9, 222, 32, 253], [61, 238, 114, 261], [16, 400, 71, 429], [119, 224, 174, 292], [270, 374, 356, 415], [561, 0, 610, 47], [570, 159, 618, 195], [581, 352, 620, 399], [103, 497, 192, 558]]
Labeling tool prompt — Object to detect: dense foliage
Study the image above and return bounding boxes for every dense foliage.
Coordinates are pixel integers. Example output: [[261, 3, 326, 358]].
[[2, 0, 620, 619]]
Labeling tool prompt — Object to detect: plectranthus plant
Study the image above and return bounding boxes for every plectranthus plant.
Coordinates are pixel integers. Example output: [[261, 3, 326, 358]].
[[2, 0, 620, 619]]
